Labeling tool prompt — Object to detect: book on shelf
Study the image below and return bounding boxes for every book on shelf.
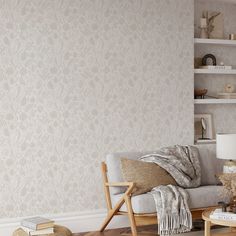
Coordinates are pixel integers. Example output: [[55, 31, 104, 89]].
[[210, 209, 236, 221], [21, 216, 54, 230], [20, 226, 54, 235], [218, 93, 236, 99], [196, 139, 216, 144], [199, 65, 232, 70]]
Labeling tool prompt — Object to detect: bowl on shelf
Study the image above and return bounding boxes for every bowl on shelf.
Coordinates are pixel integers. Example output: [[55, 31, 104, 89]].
[[194, 89, 208, 99]]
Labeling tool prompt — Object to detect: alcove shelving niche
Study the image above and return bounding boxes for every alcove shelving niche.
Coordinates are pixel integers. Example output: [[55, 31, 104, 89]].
[[194, 0, 236, 144]]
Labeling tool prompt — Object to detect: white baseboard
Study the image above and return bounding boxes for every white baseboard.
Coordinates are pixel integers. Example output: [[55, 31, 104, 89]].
[[0, 209, 130, 236]]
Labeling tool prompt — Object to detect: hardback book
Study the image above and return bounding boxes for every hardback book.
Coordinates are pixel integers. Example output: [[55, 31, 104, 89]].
[[218, 93, 236, 99], [199, 65, 232, 70], [210, 209, 236, 221], [196, 139, 216, 144], [21, 226, 54, 235], [21, 216, 54, 230]]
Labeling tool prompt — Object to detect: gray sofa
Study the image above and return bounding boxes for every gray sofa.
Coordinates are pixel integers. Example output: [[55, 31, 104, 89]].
[[100, 144, 227, 236]]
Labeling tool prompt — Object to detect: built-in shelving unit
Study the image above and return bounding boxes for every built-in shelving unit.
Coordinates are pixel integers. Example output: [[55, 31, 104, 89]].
[[194, 39, 236, 75], [194, 38, 236, 46], [194, 69, 236, 74], [194, 99, 236, 104], [194, 0, 236, 143]]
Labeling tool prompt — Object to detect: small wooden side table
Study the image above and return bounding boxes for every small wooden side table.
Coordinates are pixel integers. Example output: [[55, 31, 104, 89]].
[[202, 209, 236, 236]]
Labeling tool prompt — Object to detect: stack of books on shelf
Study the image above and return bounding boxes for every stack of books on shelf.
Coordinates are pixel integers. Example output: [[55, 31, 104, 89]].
[[20, 216, 54, 235], [218, 93, 236, 99], [199, 65, 232, 70], [210, 208, 236, 221], [196, 139, 216, 144]]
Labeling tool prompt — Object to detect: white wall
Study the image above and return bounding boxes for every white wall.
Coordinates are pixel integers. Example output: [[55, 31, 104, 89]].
[[0, 0, 194, 219]]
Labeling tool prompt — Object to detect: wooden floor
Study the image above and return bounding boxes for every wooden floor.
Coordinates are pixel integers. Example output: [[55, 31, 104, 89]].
[[73, 225, 159, 236], [73, 222, 205, 236]]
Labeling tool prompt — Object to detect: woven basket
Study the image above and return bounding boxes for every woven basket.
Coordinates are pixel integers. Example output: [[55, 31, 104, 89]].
[[12, 225, 72, 236]]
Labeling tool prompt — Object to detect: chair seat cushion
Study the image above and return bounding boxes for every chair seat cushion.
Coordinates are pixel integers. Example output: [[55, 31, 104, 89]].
[[111, 185, 227, 214]]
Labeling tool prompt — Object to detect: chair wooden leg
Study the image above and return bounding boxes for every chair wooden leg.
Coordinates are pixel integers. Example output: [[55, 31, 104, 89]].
[[100, 197, 126, 232], [125, 196, 138, 236], [100, 209, 116, 232]]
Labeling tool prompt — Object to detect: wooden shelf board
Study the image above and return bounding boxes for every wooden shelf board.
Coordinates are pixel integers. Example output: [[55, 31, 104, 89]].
[[194, 69, 236, 74], [194, 38, 236, 46], [194, 99, 236, 104]]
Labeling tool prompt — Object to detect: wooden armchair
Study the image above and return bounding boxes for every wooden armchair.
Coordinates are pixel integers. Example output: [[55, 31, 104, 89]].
[[99, 162, 217, 236]]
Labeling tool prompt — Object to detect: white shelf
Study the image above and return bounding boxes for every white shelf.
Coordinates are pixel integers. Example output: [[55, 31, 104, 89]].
[[194, 69, 236, 74], [194, 38, 236, 46], [195, 139, 216, 145], [194, 99, 236, 104], [219, 0, 236, 3], [199, 0, 236, 5]]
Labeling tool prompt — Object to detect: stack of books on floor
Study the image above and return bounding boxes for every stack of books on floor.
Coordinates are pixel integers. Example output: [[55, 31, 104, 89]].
[[210, 208, 236, 221], [20, 216, 54, 235]]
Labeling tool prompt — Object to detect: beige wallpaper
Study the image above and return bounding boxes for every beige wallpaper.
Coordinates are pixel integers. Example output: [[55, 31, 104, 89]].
[[194, 1, 236, 134], [0, 0, 194, 218]]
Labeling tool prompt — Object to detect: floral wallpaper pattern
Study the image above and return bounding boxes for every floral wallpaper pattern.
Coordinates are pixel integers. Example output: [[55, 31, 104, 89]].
[[0, 0, 194, 218]]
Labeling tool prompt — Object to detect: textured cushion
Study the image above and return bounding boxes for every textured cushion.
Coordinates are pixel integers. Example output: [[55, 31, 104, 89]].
[[106, 151, 148, 194], [111, 186, 227, 214], [106, 144, 224, 195], [121, 158, 176, 195]]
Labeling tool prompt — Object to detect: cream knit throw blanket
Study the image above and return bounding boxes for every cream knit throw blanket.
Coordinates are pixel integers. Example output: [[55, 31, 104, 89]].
[[139, 145, 201, 235]]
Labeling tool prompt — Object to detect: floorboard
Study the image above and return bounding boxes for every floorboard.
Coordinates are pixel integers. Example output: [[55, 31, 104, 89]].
[[73, 225, 158, 236], [73, 221, 206, 236]]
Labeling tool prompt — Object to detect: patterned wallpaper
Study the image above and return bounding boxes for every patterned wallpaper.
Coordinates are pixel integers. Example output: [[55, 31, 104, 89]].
[[0, 0, 194, 218], [194, 1, 236, 135]]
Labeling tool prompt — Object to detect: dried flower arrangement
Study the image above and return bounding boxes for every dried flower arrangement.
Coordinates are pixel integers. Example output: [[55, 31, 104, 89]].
[[218, 173, 236, 198]]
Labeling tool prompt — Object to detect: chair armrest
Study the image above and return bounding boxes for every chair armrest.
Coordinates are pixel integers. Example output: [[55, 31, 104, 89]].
[[101, 162, 135, 211], [106, 182, 135, 197], [105, 182, 134, 187]]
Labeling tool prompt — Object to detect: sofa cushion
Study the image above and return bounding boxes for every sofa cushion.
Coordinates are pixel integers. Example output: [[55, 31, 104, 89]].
[[106, 144, 224, 194], [111, 186, 227, 214], [106, 151, 148, 194], [121, 158, 176, 196], [195, 144, 224, 185]]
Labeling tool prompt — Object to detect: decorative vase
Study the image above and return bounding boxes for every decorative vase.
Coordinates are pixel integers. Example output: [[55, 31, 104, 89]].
[[199, 18, 209, 39], [200, 27, 208, 39]]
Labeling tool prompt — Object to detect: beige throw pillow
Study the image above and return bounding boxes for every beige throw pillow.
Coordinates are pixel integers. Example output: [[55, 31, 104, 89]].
[[120, 158, 176, 196]]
